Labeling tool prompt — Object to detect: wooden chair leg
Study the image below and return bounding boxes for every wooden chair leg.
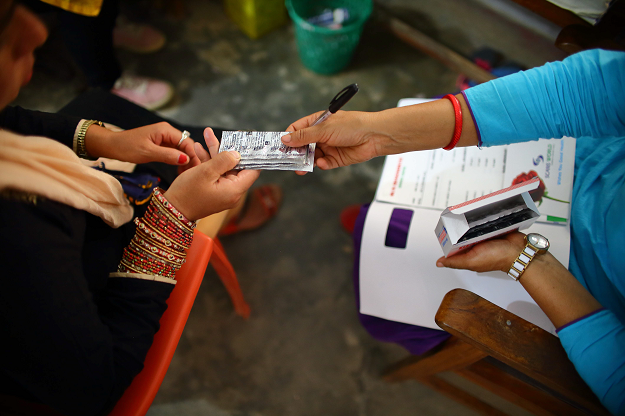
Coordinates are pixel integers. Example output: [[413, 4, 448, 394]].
[[457, 360, 590, 416], [383, 337, 487, 382], [419, 375, 509, 416]]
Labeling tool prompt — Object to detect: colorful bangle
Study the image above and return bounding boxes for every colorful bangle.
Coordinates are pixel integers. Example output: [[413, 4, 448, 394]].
[[116, 188, 196, 280], [153, 188, 196, 230], [442, 94, 463, 151]]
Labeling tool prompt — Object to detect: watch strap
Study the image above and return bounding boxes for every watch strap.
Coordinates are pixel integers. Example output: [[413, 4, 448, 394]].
[[508, 242, 540, 281]]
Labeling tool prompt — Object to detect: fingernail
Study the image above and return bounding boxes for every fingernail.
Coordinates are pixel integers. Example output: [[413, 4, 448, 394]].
[[178, 154, 188, 164], [230, 150, 241, 160], [282, 134, 291, 143], [436, 261, 444, 268]]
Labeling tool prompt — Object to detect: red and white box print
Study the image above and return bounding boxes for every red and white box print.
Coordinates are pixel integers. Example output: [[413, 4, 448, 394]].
[[435, 178, 541, 258]]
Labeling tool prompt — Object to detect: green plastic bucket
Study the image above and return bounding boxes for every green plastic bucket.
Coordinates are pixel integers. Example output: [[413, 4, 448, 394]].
[[286, 0, 372, 74]]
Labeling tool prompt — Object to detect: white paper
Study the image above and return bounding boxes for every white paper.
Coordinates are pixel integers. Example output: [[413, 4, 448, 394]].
[[374, 147, 506, 209], [359, 201, 570, 334]]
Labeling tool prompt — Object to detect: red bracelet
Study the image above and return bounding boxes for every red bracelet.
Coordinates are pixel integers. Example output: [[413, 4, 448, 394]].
[[442, 94, 463, 151]]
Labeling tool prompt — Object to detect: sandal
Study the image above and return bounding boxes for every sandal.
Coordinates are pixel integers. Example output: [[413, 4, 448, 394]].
[[340, 204, 363, 234], [218, 184, 283, 236]]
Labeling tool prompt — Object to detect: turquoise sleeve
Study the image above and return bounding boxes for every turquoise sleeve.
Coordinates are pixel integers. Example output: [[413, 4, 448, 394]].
[[463, 49, 625, 147], [558, 310, 625, 415]]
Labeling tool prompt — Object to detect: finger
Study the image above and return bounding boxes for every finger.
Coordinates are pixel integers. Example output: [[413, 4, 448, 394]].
[[225, 172, 238, 181], [285, 111, 325, 133], [317, 153, 344, 170], [148, 144, 192, 166], [436, 256, 446, 268], [282, 125, 319, 147], [204, 128, 220, 158], [229, 168, 260, 191], [203, 150, 241, 180], [194, 142, 210, 163], [316, 157, 331, 170], [436, 253, 470, 270], [155, 122, 186, 148], [177, 137, 198, 158]]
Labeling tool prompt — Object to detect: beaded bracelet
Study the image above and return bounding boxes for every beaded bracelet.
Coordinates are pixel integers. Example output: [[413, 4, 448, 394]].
[[442, 94, 463, 151]]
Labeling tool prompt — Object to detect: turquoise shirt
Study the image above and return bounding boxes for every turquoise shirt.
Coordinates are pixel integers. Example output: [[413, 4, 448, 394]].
[[463, 49, 625, 415]]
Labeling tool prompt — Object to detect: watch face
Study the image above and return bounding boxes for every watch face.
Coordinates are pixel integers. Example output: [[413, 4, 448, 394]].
[[527, 233, 549, 250]]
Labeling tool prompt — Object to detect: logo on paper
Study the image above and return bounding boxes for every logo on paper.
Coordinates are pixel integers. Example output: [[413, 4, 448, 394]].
[[532, 155, 544, 166]]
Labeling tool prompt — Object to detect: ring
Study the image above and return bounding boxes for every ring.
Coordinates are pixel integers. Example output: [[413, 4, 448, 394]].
[[177, 130, 190, 148]]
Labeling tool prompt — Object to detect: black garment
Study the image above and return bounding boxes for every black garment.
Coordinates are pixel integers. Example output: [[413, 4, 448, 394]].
[[22, 0, 122, 89], [0, 105, 81, 148], [0, 90, 225, 416], [0, 195, 172, 416]]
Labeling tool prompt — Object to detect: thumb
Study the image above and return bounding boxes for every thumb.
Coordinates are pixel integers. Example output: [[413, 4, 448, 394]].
[[436, 254, 468, 270], [151, 146, 191, 166], [204, 150, 241, 178], [282, 127, 316, 147], [436, 256, 452, 268]]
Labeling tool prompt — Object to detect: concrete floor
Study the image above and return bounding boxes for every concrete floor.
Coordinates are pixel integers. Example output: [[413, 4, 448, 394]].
[[15, 0, 567, 414]]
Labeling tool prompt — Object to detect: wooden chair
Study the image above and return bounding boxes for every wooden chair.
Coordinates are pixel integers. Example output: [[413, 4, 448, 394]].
[[383, 288, 610, 416]]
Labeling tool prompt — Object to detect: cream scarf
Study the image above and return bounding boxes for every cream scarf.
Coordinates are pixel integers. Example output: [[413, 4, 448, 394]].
[[0, 130, 133, 227]]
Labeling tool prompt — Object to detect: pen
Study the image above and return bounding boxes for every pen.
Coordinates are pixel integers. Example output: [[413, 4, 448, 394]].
[[312, 83, 359, 126]]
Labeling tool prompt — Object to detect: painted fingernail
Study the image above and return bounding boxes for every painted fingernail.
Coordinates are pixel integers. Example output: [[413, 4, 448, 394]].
[[178, 154, 188, 164]]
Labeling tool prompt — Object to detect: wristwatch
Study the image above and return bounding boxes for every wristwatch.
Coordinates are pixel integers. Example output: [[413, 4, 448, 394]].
[[507, 233, 549, 281]]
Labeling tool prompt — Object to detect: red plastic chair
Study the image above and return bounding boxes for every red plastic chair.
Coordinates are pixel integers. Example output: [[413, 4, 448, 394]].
[[108, 230, 213, 416], [210, 237, 250, 319]]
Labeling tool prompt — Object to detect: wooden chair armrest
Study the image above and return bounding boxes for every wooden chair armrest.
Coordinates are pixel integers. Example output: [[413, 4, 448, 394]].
[[435, 289, 605, 413]]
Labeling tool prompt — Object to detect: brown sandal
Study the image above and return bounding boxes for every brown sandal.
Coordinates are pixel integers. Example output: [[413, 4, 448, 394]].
[[218, 184, 282, 236]]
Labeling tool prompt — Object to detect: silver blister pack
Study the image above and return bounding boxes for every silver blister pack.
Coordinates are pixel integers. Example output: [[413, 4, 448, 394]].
[[218, 131, 315, 172]]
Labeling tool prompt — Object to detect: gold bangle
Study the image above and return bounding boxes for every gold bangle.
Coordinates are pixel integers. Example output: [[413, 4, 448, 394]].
[[76, 120, 104, 160]]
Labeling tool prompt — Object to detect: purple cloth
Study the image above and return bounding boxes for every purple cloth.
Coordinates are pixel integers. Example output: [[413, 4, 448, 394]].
[[353, 204, 450, 356]]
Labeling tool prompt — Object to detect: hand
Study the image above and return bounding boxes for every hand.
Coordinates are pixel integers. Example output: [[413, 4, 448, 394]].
[[282, 111, 385, 174], [85, 122, 204, 168], [436, 232, 526, 273], [438, 231, 604, 329], [176, 127, 220, 174], [163, 134, 260, 220], [282, 97, 480, 175]]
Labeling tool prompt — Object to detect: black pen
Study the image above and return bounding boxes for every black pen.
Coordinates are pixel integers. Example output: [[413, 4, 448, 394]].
[[312, 83, 359, 126]]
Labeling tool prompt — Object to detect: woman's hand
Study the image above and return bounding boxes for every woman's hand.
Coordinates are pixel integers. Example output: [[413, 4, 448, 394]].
[[163, 128, 260, 220], [436, 232, 525, 273], [281, 96, 479, 175], [437, 231, 604, 329], [282, 111, 386, 174], [85, 122, 204, 168]]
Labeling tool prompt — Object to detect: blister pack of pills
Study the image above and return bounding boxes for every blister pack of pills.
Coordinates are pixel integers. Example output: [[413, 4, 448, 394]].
[[218, 131, 315, 172]]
